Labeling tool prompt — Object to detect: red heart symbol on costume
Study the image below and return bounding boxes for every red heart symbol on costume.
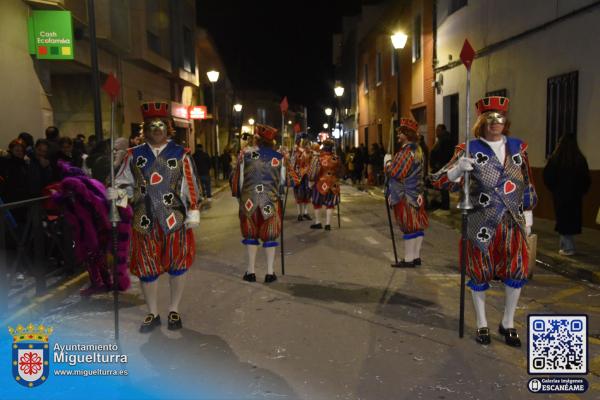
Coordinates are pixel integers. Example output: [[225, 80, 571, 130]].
[[504, 180, 516, 194], [150, 172, 163, 185]]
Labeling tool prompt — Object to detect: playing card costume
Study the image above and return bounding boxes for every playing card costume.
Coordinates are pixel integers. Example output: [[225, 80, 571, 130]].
[[384, 118, 429, 266], [290, 133, 313, 221], [231, 124, 286, 283], [114, 101, 200, 332], [309, 139, 341, 231], [430, 96, 537, 346]]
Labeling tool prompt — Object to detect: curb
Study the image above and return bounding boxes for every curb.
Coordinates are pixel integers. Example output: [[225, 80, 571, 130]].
[[365, 189, 600, 285], [1, 272, 88, 326]]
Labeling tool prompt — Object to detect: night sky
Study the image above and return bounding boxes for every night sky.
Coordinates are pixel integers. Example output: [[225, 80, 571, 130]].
[[197, 0, 370, 127]]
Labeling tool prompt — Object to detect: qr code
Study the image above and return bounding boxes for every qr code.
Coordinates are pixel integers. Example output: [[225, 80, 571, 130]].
[[528, 315, 587, 374]]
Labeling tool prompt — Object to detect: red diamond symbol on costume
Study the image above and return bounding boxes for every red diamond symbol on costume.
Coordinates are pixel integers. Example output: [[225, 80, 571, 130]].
[[245, 199, 254, 211], [321, 183, 329, 191], [460, 39, 475, 71], [271, 158, 280, 167], [166, 213, 177, 230], [150, 172, 163, 185], [504, 180, 516, 194]]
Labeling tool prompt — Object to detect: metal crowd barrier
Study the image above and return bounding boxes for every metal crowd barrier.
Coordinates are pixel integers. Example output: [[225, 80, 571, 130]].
[[0, 195, 76, 315]]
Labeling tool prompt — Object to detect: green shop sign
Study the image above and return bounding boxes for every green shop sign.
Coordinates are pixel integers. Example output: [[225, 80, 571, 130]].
[[28, 11, 74, 60]]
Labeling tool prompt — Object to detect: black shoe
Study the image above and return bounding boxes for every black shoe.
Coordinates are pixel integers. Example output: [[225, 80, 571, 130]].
[[324, 225, 331, 231], [243, 272, 256, 282], [414, 258, 421, 266], [297, 215, 303, 221], [167, 311, 182, 330], [303, 214, 312, 221], [139, 314, 161, 333], [310, 223, 323, 229], [391, 259, 415, 268], [499, 324, 521, 347], [264, 274, 277, 283], [475, 327, 491, 345]]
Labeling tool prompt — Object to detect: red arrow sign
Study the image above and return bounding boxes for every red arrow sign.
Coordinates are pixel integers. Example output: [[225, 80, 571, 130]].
[[460, 39, 475, 71]]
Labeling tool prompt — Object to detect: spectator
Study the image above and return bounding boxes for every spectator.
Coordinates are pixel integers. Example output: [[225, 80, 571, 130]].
[[18, 132, 34, 159], [86, 134, 97, 154], [193, 144, 212, 201], [429, 124, 454, 210], [55, 137, 83, 168], [369, 143, 384, 185], [114, 137, 129, 171], [345, 148, 356, 183], [28, 139, 53, 197], [129, 131, 143, 147], [86, 139, 111, 184], [354, 144, 366, 186], [45, 126, 60, 159], [543, 134, 591, 256], [220, 149, 232, 181]]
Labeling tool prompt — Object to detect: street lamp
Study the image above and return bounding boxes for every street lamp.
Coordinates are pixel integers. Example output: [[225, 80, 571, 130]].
[[248, 118, 255, 126], [334, 83, 345, 148], [324, 107, 333, 116], [323, 123, 329, 130], [207, 70, 220, 180], [233, 103, 243, 112], [391, 31, 407, 150]]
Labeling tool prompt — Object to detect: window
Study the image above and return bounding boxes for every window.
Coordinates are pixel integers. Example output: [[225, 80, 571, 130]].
[[449, 0, 467, 15], [182, 26, 195, 73], [375, 52, 382, 85], [412, 15, 422, 62], [147, 31, 161, 55], [364, 64, 369, 93], [546, 71, 578, 157], [391, 45, 397, 76], [485, 89, 507, 97], [258, 108, 267, 124]]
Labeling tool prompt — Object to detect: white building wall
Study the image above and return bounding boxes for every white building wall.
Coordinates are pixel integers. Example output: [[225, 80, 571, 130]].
[[435, 0, 600, 169]]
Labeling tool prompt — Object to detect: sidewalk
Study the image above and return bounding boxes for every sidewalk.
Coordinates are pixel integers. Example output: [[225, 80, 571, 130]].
[[365, 184, 600, 285]]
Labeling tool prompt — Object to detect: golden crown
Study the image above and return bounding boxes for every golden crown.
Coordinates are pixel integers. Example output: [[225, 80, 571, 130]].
[[8, 323, 53, 343]]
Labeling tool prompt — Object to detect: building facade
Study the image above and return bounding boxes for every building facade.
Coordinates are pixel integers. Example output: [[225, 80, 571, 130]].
[[1, 0, 200, 148], [352, 0, 435, 155], [434, 0, 600, 226]]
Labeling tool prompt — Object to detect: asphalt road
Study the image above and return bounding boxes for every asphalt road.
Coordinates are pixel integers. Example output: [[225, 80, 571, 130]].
[[18, 184, 599, 400]]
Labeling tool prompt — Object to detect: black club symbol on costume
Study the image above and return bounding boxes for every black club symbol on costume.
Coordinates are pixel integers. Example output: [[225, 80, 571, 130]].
[[263, 205, 273, 215], [140, 215, 151, 229], [476, 227, 491, 243], [136, 156, 148, 168], [251, 152, 260, 160], [140, 185, 147, 195], [167, 158, 178, 169], [255, 184, 264, 193], [518, 203, 524, 215], [479, 193, 491, 207], [512, 154, 523, 166], [475, 152, 489, 165], [163, 193, 174, 206]]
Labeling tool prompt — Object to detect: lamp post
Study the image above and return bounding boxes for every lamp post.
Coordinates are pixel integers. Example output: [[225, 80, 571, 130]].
[[390, 32, 408, 143], [325, 107, 333, 136], [233, 103, 243, 143], [207, 70, 220, 180], [334, 82, 345, 149]]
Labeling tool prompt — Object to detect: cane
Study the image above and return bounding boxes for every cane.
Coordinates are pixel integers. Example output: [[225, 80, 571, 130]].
[[384, 179, 400, 267], [458, 40, 475, 338], [280, 184, 289, 275]]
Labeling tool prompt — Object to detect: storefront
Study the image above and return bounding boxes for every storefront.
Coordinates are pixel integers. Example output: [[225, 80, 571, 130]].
[[171, 101, 193, 147]]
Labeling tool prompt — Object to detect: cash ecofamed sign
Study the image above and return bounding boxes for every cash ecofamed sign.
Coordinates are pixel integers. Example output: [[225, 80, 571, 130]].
[[28, 11, 74, 60]]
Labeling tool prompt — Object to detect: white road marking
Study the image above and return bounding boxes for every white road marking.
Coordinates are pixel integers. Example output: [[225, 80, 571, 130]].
[[364, 236, 380, 245], [383, 251, 396, 262], [342, 217, 351, 223]]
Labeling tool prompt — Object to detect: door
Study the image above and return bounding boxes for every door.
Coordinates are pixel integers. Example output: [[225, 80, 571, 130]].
[[443, 93, 459, 146]]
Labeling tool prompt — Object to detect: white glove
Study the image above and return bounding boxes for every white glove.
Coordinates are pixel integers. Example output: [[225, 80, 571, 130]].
[[447, 157, 475, 182], [184, 209, 200, 228], [106, 187, 126, 201], [383, 153, 392, 167], [524, 210, 533, 236]]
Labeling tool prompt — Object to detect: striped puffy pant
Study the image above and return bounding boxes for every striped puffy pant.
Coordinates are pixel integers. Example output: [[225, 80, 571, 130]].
[[240, 203, 282, 247], [393, 198, 429, 234], [130, 225, 195, 282], [461, 214, 529, 291]]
